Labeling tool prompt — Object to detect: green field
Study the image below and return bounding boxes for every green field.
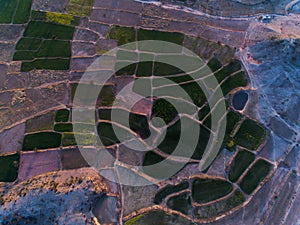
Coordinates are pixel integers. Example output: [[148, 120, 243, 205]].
[[0, 154, 20, 182], [23, 132, 62, 150], [21, 58, 71, 71], [234, 119, 266, 150], [240, 159, 272, 194], [124, 210, 196, 225], [194, 190, 245, 219], [0, 0, 32, 24], [154, 181, 189, 204], [24, 21, 75, 40], [152, 98, 178, 126], [66, 0, 95, 16], [167, 192, 192, 215], [108, 26, 136, 46], [55, 109, 70, 122], [62, 133, 94, 146], [221, 71, 248, 95], [228, 150, 255, 182], [192, 178, 233, 203]]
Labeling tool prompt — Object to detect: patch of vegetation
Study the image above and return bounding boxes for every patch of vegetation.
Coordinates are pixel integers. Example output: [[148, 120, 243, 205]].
[[15, 38, 42, 51], [13, 51, 36, 61], [143, 151, 165, 166], [137, 29, 184, 45], [192, 178, 233, 203], [21, 58, 71, 71], [55, 109, 70, 122], [129, 113, 151, 139], [46, 12, 77, 26], [152, 98, 178, 126], [167, 192, 192, 215], [167, 74, 194, 84], [194, 190, 245, 219], [62, 133, 94, 146], [66, 0, 95, 16], [154, 181, 189, 204], [0, 0, 17, 23], [115, 62, 136, 76], [97, 122, 132, 146], [23, 21, 75, 40], [54, 123, 73, 132], [240, 159, 273, 194], [108, 26, 136, 46], [215, 60, 242, 83], [223, 110, 242, 149], [154, 62, 184, 76], [228, 150, 255, 182], [124, 210, 196, 225], [13, 0, 33, 24], [221, 71, 248, 96], [180, 82, 207, 107], [207, 57, 223, 72], [136, 61, 153, 77], [23, 132, 62, 150], [0, 0, 32, 24], [34, 40, 71, 58], [71, 84, 115, 106], [0, 153, 20, 182], [234, 119, 266, 150]]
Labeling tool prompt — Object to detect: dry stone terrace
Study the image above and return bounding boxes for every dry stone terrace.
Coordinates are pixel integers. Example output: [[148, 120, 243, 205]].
[[0, 0, 299, 224]]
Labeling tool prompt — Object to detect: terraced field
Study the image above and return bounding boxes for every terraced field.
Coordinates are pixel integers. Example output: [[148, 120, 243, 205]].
[[1, 0, 297, 224]]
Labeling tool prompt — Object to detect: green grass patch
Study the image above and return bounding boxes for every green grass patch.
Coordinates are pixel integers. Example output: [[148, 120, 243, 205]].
[[15, 38, 42, 51], [234, 119, 266, 150], [136, 61, 153, 77], [154, 62, 184, 76], [194, 190, 245, 219], [167, 74, 194, 84], [97, 122, 132, 146], [108, 26, 136, 46], [23, 21, 75, 40], [215, 60, 242, 83], [154, 181, 189, 204], [54, 123, 73, 132], [0, 153, 20, 182], [116, 50, 138, 61], [62, 132, 94, 146], [13, 0, 32, 24], [66, 0, 94, 16], [115, 62, 136, 76], [36, 40, 71, 58], [152, 98, 178, 126], [55, 109, 70, 122], [137, 29, 184, 45], [221, 71, 248, 96], [23, 132, 62, 150], [207, 57, 222, 72], [180, 82, 207, 107], [0, 0, 17, 23], [13, 51, 36, 61], [167, 192, 192, 215], [192, 178, 233, 203], [125, 210, 195, 225], [240, 159, 272, 194], [143, 151, 165, 166], [228, 150, 255, 182], [71, 84, 115, 106], [21, 58, 71, 71]]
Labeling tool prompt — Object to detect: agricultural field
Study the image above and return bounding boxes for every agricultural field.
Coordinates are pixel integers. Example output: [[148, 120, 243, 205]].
[[13, 11, 79, 71], [1, 0, 292, 223], [0, 0, 32, 24]]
